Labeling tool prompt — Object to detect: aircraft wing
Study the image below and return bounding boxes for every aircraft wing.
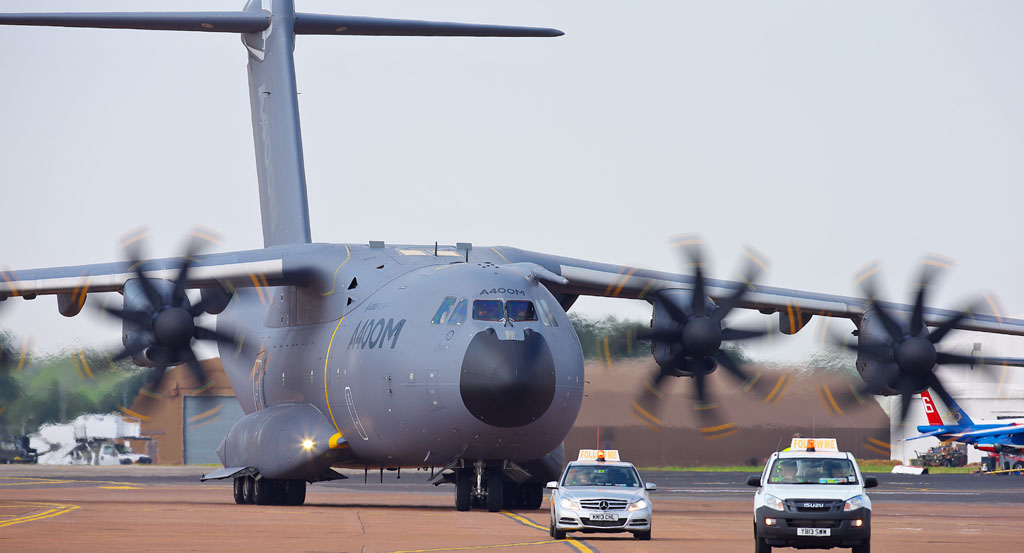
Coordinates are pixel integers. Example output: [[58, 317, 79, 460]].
[[495, 246, 1024, 337], [0, 243, 338, 313], [951, 425, 1024, 440]]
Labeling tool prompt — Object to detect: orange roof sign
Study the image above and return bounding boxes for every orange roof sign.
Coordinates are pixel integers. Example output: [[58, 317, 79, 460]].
[[789, 438, 838, 452], [577, 449, 621, 462]]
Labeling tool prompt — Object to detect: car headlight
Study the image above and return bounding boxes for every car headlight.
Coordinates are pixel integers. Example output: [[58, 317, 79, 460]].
[[627, 499, 648, 511], [559, 498, 581, 510], [763, 493, 784, 511], [844, 495, 865, 512]]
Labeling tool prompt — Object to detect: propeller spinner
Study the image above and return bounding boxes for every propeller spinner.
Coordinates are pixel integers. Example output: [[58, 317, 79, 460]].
[[633, 235, 774, 435]]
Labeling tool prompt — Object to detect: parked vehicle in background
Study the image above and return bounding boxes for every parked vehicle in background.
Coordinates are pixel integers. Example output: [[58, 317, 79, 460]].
[[0, 435, 38, 464], [912, 443, 967, 468]]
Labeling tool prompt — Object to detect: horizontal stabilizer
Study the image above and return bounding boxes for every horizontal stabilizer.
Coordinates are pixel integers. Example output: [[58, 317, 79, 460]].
[[294, 13, 563, 37], [907, 429, 952, 441], [0, 12, 269, 33]]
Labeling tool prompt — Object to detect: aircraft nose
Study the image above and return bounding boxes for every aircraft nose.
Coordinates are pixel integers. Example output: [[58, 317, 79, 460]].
[[459, 328, 556, 428]]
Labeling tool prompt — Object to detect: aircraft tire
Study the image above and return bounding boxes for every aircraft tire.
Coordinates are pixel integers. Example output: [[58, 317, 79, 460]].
[[232, 477, 246, 504], [455, 470, 472, 511], [242, 476, 256, 504], [254, 477, 275, 505], [502, 482, 519, 509], [486, 469, 504, 512], [283, 480, 306, 506], [524, 483, 543, 510]]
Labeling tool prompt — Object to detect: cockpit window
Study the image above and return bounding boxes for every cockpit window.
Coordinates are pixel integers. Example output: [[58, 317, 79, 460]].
[[506, 300, 537, 322], [431, 296, 457, 324], [472, 300, 505, 322], [449, 298, 468, 325], [537, 299, 559, 327]]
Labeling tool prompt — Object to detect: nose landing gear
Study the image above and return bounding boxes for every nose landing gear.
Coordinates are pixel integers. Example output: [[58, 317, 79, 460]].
[[453, 460, 544, 512]]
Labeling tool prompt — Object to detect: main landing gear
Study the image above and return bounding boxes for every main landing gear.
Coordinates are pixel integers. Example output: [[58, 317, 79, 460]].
[[233, 475, 306, 506], [453, 462, 544, 512]]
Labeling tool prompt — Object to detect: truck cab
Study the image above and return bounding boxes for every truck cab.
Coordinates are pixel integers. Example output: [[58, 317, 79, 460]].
[[747, 438, 878, 553]]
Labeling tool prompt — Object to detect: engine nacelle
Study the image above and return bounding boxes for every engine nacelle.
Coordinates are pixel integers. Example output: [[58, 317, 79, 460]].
[[855, 309, 901, 395], [650, 289, 717, 376], [121, 278, 177, 367], [217, 403, 349, 480]]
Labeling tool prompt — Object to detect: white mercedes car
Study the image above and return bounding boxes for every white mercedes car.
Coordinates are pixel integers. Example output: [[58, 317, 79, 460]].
[[548, 450, 655, 540]]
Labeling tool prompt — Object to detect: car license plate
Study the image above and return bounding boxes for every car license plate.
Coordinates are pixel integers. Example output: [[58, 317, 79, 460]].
[[589, 513, 617, 521], [797, 528, 830, 537]]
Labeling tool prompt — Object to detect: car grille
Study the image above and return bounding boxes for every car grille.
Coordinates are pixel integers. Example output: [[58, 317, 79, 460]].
[[785, 499, 843, 513], [581, 518, 624, 527], [788, 519, 840, 529], [579, 499, 629, 510]]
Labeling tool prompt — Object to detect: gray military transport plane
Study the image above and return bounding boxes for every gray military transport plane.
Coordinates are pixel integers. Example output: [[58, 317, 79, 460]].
[[3, 1, 1024, 511]]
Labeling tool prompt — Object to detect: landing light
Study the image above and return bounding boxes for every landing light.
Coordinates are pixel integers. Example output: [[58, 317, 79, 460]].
[[302, 439, 314, 451]]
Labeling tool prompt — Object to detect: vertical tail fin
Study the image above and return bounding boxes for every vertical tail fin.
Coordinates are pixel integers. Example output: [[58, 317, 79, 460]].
[[938, 390, 975, 426], [919, 390, 945, 426], [242, 0, 311, 247]]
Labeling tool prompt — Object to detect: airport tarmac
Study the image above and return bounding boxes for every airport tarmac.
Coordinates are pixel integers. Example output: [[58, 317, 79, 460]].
[[2, 465, 1023, 552]]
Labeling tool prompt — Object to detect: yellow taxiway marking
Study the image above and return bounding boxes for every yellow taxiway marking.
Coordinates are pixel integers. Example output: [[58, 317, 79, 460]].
[[0, 501, 80, 529], [388, 540, 561, 553], [500, 510, 594, 553], [0, 477, 145, 487], [98, 486, 141, 490]]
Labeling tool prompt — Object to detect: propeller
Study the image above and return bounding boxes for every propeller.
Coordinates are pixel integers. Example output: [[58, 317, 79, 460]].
[[632, 235, 774, 436], [828, 256, 986, 423], [98, 228, 241, 410]]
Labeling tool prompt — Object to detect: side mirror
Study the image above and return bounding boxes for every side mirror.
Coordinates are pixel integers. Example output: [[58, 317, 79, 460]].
[[546, 481, 558, 489], [746, 475, 762, 487], [863, 476, 878, 489], [645, 482, 657, 491]]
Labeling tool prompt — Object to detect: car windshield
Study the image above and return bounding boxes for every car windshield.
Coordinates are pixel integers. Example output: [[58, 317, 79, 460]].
[[562, 465, 641, 487], [768, 458, 857, 484]]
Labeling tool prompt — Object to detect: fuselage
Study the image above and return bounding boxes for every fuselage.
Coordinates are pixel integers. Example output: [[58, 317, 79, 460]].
[[216, 243, 585, 468]]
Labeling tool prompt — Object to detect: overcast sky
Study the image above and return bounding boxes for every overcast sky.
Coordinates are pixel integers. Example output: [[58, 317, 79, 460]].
[[1, 1, 1023, 362]]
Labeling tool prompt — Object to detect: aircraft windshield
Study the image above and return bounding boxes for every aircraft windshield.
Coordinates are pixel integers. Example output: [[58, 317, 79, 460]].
[[473, 300, 504, 321], [431, 296, 457, 324], [768, 458, 857, 484], [562, 465, 641, 487], [506, 301, 537, 322]]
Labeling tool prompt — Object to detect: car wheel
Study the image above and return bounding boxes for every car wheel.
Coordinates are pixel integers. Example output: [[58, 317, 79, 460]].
[[754, 525, 771, 553], [852, 540, 870, 553], [232, 477, 246, 504], [633, 530, 651, 540], [1013, 462, 1024, 470], [552, 527, 567, 540]]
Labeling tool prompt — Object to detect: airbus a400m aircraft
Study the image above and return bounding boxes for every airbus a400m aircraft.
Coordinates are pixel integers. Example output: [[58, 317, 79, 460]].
[[3, 0, 1024, 512]]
